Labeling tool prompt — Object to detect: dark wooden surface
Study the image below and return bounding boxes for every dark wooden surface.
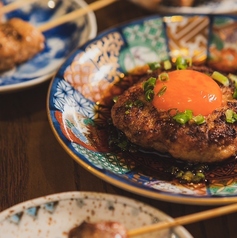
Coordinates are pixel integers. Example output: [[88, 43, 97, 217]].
[[0, 1, 237, 237]]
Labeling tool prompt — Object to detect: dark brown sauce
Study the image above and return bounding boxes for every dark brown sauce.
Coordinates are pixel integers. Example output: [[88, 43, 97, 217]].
[[85, 63, 237, 185]]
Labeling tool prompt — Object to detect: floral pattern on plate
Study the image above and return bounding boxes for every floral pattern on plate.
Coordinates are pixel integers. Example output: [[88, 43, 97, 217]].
[[48, 15, 237, 205]]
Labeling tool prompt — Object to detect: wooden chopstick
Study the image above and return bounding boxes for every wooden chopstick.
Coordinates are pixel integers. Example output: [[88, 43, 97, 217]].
[[127, 202, 237, 237], [1, 0, 37, 14], [37, 0, 117, 32]]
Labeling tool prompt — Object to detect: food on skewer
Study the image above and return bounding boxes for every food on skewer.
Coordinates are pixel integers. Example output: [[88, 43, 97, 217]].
[[68, 221, 128, 238], [111, 58, 237, 164], [0, 17, 45, 71]]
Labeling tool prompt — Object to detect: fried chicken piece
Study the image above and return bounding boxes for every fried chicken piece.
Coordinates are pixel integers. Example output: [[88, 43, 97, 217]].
[[0, 18, 45, 71], [111, 72, 237, 163], [68, 221, 127, 238]]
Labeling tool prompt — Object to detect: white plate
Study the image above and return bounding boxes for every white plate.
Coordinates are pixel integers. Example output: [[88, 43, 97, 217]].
[[0, 0, 97, 93], [0, 191, 193, 238]]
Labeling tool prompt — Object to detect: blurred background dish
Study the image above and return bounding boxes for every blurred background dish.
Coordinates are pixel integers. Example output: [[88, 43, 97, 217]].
[[0, 191, 193, 238], [48, 13, 237, 205], [0, 0, 97, 93], [130, 0, 237, 14]]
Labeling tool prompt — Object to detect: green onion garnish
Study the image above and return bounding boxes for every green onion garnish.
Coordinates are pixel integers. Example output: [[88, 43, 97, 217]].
[[228, 74, 237, 99], [233, 88, 237, 99], [148, 62, 161, 71], [124, 100, 144, 114], [159, 72, 169, 82], [157, 85, 167, 97], [211, 71, 229, 87], [143, 77, 156, 91], [225, 109, 237, 123], [145, 89, 154, 102], [173, 110, 193, 125], [175, 56, 191, 70], [228, 73, 237, 84], [143, 77, 157, 102], [192, 115, 205, 125], [164, 60, 172, 70]]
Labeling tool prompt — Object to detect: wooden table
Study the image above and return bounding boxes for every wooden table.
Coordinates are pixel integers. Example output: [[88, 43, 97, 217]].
[[0, 1, 237, 237]]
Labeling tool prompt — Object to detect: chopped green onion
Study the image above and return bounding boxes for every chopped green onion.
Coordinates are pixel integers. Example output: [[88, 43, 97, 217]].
[[164, 60, 172, 70], [143, 77, 157, 102], [233, 88, 237, 99], [225, 109, 237, 123], [124, 100, 144, 114], [173, 110, 193, 125], [159, 72, 169, 82], [175, 56, 191, 70], [192, 115, 205, 125], [211, 71, 229, 87], [143, 77, 156, 91], [192, 172, 205, 183], [228, 74, 237, 99], [157, 85, 167, 97], [125, 101, 133, 109], [232, 90, 237, 99], [182, 171, 194, 183], [148, 62, 161, 71], [168, 163, 207, 184], [133, 100, 144, 107], [145, 89, 154, 102], [228, 73, 237, 84]]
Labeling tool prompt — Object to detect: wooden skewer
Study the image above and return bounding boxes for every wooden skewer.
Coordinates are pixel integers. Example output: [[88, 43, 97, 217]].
[[37, 0, 117, 32], [127, 202, 237, 237], [1, 0, 37, 14]]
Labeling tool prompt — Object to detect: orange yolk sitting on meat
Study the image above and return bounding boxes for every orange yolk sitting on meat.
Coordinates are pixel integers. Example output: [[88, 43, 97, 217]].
[[152, 70, 222, 116]]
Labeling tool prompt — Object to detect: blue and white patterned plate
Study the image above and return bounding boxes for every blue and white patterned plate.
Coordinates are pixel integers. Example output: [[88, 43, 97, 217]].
[[0, 191, 193, 238], [48, 14, 237, 205], [0, 0, 97, 93]]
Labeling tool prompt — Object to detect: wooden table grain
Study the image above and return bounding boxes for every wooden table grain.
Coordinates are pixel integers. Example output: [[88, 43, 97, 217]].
[[0, 1, 237, 237]]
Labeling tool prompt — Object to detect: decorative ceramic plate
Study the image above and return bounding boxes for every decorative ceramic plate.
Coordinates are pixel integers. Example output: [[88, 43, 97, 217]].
[[156, 0, 237, 14], [48, 14, 237, 205], [0, 191, 193, 238], [0, 0, 97, 93]]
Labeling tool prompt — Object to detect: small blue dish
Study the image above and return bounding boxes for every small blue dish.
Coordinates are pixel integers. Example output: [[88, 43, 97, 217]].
[[0, 0, 97, 93]]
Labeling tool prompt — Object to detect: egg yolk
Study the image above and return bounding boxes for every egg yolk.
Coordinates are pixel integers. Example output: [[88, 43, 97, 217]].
[[152, 70, 222, 116]]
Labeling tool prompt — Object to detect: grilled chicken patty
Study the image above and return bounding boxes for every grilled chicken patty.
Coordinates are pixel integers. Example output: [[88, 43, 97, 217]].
[[0, 18, 45, 71], [111, 66, 237, 163]]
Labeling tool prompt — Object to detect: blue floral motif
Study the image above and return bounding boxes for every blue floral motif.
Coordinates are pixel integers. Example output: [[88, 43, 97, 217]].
[[53, 80, 75, 112], [73, 90, 95, 119]]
